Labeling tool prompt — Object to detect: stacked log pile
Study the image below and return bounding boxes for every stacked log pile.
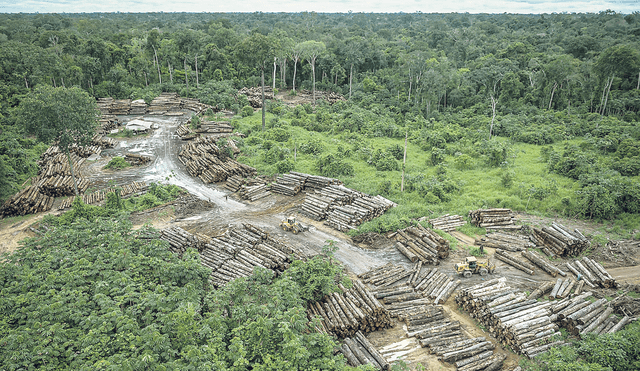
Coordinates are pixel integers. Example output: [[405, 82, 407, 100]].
[[456, 278, 565, 358], [194, 121, 233, 134], [98, 115, 118, 133], [339, 331, 390, 370], [280, 90, 346, 105], [308, 280, 392, 338], [286, 171, 341, 191], [552, 291, 633, 337], [431, 337, 506, 371], [530, 223, 591, 257], [148, 92, 211, 115], [124, 153, 152, 166], [130, 99, 147, 115], [34, 150, 91, 197], [160, 223, 304, 287], [565, 257, 617, 289], [270, 172, 306, 196], [325, 194, 396, 232], [238, 87, 275, 108], [112, 99, 132, 115], [299, 183, 395, 231], [58, 181, 148, 209], [97, 97, 114, 114], [178, 136, 256, 183], [176, 124, 197, 140], [469, 209, 519, 230], [494, 250, 535, 275], [428, 214, 467, 232], [239, 183, 270, 201], [224, 175, 246, 192], [521, 250, 566, 278], [394, 224, 450, 264], [0, 185, 54, 217], [92, 134, 117, 149], [475, 232, 534, 252]]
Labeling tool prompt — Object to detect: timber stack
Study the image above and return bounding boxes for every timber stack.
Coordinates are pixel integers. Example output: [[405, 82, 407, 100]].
[[0, 185, 54, 217], [237, 87, 275, 108], [130, 99, 147, 115], [565, 257, 617, 289], [428, 214, 467, 232], [494, 250, 535, 275], [325, 194, 396, 232], [469, 208, 519, 230], [58, 181, 148, 209], [339, 331, 390, 370], [475, 232, 534, 252], [97, 97, 114, 114], [178, 136, 256, 183], [125, 153, 152, 166], [161, 223, 304, 288], [194, 120, 233, 134], [97, 116, 117, 134], [530, 223, 590, 257], [289, 171, 342, 191], [551, 291, 633, 337], [521, 250, 566, 278], [307, 279, 391, 338], [176, 123, 197, 140], [224, 175, 246, 192], [270, 172, 306, 196], [239, 183, 270, 201], [394, 224, 450, 264], [455, 277, 565, 358], [431, 337, 506, 371], [92, 134, 117, 148], [148, 92, 211, 115]]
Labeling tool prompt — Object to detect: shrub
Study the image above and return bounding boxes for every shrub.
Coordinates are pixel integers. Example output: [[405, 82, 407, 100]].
[[104, 156, 130, 170], [387, 144, 404, 160], [299, 138, 325, 155], [263, 127, 290, 142], [431, 147, 446, 166], [275, 159, 295, 173], [241, 105, 254, 117], [316, 154, 354, 178], [263, 146, 289, 165]]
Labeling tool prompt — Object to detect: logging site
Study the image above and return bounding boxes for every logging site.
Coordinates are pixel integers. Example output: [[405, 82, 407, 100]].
[[2, 10, 640, 371], [2, 90, 639, 371]]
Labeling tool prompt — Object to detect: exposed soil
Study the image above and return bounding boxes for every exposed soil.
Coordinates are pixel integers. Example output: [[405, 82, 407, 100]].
[[2, 108, 640, 370]]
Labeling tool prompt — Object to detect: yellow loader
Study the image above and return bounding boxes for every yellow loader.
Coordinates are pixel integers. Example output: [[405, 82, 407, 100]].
[[455, 256, 496, 278]]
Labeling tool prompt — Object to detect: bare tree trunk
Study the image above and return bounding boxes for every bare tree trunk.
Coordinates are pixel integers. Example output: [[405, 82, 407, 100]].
[[24, 76, 29, 89], [153, 46, 162, 84], [489, 95, 497, 139], [401, 132, 407, 192], [349, 64, 353, 99], [168, 62, 173, 83], [601, 76, 613, 117], [273, 57, 277, 91], [144, 71, 148, 87], [548, 82, 557, 110], [261, 69, 266, 131], [312, 61, 316, 105], [292, 57, 298, 92], [61, 76, 65, 88], [66, 150, 79, 196], [184, 57, 189, 95], [408, 68, 412, 102], [195, 54, 199, 88], [637, 71, 639, 90]]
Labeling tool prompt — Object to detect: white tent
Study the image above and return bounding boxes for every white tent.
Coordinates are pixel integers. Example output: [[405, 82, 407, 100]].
[[125, 119, 154, 132]]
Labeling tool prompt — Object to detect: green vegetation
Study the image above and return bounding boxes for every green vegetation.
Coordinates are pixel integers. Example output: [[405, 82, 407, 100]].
[[103, 156, 130, 170], [0, 214, 357, 370]]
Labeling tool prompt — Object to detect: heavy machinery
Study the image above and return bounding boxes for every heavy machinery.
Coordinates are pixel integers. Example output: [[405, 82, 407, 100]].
[[280, 215, 308, 234], [455, 256, 496, 278]]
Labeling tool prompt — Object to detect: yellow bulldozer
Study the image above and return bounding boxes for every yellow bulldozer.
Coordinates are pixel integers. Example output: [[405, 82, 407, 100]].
[[280, 215, 308, 234], [455, 256, 496, 278]]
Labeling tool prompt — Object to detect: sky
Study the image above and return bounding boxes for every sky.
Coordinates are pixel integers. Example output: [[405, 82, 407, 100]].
[[0, 0, 638, 14]]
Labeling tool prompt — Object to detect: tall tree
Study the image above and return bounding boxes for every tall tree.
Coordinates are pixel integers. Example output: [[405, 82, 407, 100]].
[[15, 86, 99, 195], [290, 43, 304, 92], [299, 40, 326, 105], [237, 34, 278, 131]]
